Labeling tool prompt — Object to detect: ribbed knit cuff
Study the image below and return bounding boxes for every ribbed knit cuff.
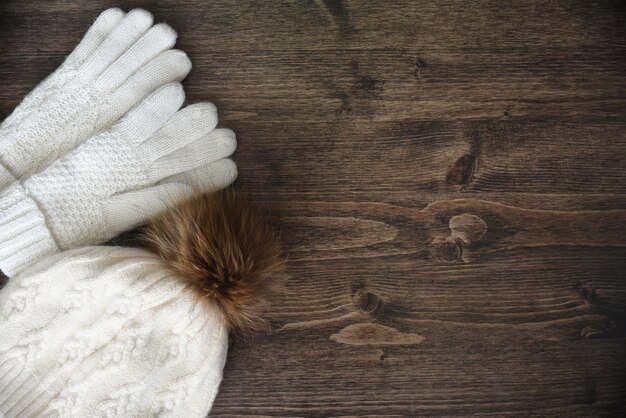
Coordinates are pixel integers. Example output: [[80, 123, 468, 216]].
[[0, 182, 59, 277]]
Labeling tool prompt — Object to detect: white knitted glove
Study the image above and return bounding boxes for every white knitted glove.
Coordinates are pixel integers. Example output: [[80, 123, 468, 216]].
[[0, 83, 238, 276], [0, 8, 191, 189]]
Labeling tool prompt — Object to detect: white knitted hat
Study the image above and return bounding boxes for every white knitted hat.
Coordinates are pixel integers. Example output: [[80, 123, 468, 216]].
[[0, 191, 284, 417]]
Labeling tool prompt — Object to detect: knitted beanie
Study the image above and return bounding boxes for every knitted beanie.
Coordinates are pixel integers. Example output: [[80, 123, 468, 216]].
[[0, 191, 284, 417]]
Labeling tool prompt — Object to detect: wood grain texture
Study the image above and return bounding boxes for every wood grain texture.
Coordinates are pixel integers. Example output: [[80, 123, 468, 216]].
[[1, 0, 625, 416]]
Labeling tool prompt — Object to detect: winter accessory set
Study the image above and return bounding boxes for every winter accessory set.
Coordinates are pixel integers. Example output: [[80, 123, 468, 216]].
[[0, 8, 283, 417]]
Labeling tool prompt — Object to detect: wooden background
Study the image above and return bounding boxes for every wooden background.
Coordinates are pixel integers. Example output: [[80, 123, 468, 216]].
[[1, 0, 625, 416]]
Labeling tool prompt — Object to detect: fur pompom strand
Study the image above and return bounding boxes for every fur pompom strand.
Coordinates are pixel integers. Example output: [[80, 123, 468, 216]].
[[141, 189, 285, 333]]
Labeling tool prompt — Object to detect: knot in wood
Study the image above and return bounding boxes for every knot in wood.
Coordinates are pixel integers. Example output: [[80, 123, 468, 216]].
[[355, 291, 383, 315], [432, 240, 462, 262], [446, 154, 476, 187], [449, 213, 487, 243], [578, 283, 598, 303]]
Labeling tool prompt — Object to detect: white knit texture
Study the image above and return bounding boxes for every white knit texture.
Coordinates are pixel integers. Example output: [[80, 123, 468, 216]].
[[0, 8, 192, 189], [0, 183, 59, 276], [0, 246, 228, 418], [24, 82, 237, 247], [0, 83, 237, 276]]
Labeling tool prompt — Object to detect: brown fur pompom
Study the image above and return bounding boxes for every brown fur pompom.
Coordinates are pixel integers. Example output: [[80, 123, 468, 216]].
[[141, 189, 285, 333]]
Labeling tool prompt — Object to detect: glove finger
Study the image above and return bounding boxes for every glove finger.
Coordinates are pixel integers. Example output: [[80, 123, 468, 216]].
[[95, 23, 177, 91], [116, 83, 184, 143], [80, 9, 154, 79], [141, 103, 218, 161], [148, 129, 237, 182], [66, 8, 125, 66], [105, 183, 195, 234], [97, 50, 191, 128], [157, 158, 238, 192]]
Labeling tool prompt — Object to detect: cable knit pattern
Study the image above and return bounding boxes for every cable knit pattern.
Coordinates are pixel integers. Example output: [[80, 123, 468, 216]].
[[0, 8, 193, 188], [0, 246, 228, 418], [0, 62, 80, 133], [0, 82, 98, 177]]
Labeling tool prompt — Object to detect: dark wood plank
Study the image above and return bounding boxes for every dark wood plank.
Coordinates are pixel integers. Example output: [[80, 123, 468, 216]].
[[213, 247, 626, 416], [0, 0, 625, 416], [265, 199, 626, 261], [230, 119, 626, 195]]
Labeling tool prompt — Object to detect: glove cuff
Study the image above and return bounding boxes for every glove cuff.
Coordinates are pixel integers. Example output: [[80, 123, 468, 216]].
[[0, 182, 59, 276]]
